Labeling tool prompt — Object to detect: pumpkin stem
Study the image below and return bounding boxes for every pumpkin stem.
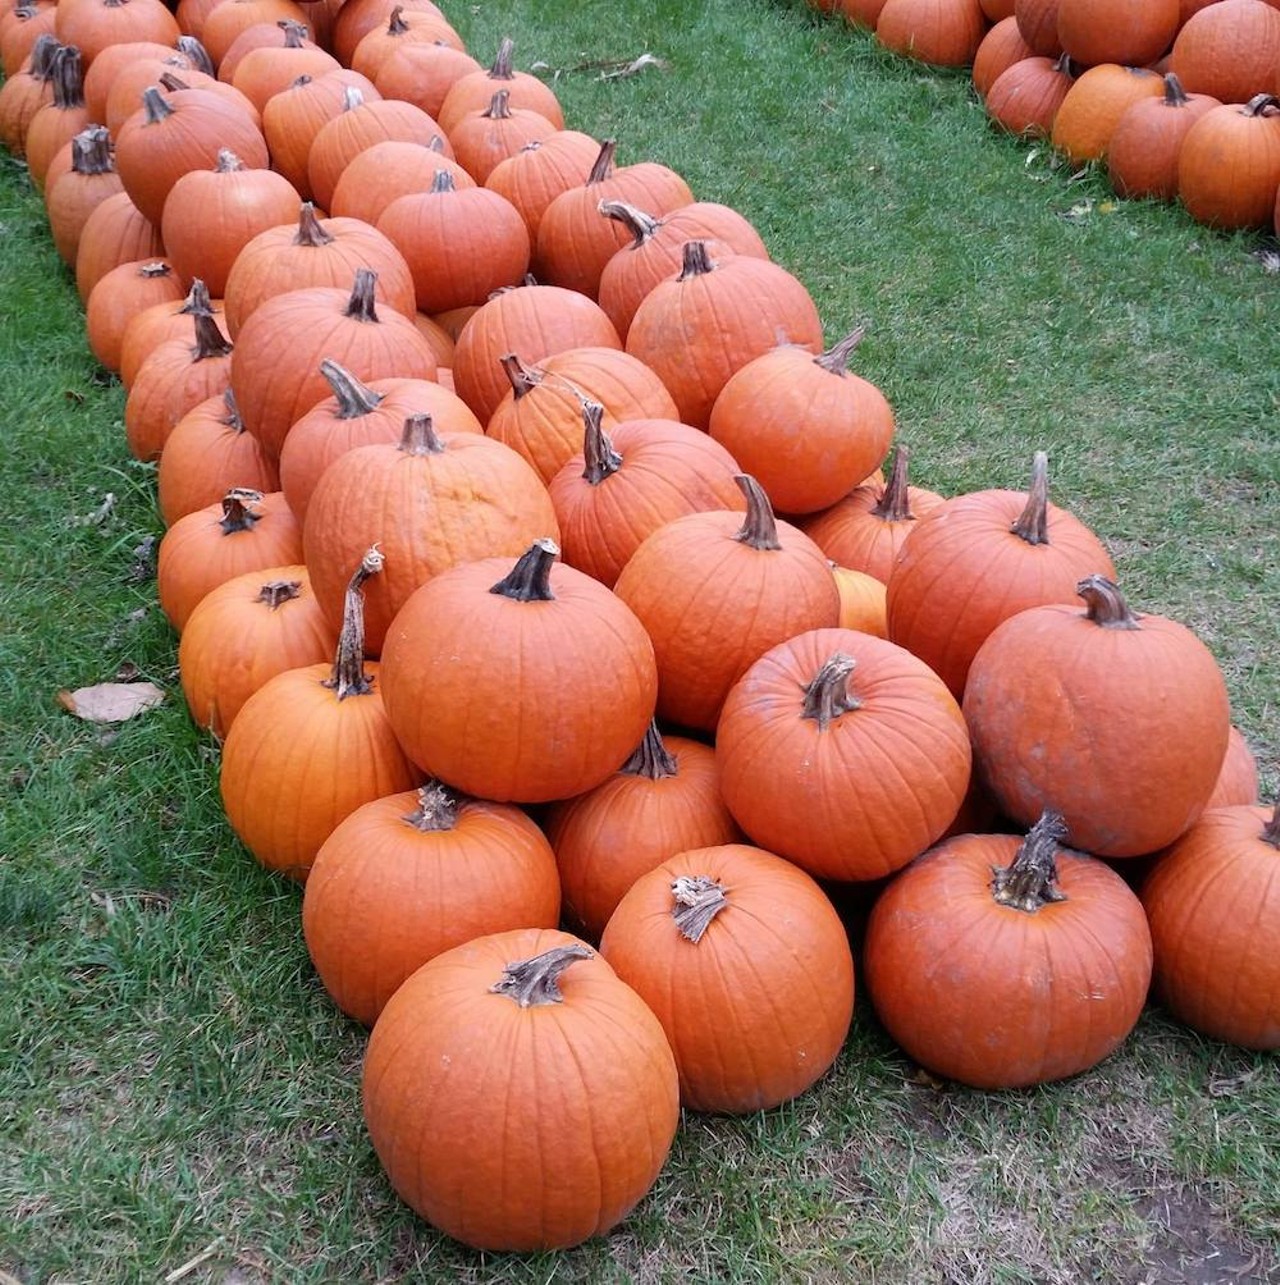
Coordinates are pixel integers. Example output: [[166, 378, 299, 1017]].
[[620, 719, 679, 780], [598, 198, 660, 249], [255, 579, 301, 609], [177, 277, 214, 316], [813, 324, 868, 375], [49, 44, 84, 110], [320, 358, 384, 418], [580, 401, 621, 485], [1243, 93, 1280, 118], [341, 85, 364, 112], [218, 487, 263, 534], [157, 71, 191, 93], [1010, 450, 1051, 546], [671, 875, 728, 943], [499, 352, 541, 399], [430, 167, 456, 194], [214, 147, 244, 173], [386, 5, 409, 35], [278, 18, 308, 46], [324, 545, 383, 699], [1261, 801, 1280, 849], [679, 239, 717, 280], [70, 125, 114, 176], [1161, 72, 1189, 107], [587, 138, 617, 185], [427, 133, 446, 153], [732, 474, 783, 551], [489, 943, 592, 1007], [398, 412, 444, 456], [1077, 574, 1141, 630], [801, 652, 862, 729], [402, 780, 460, 832], [870, 445, 914, 521], [139, 84, 174, 125], [28, 35, 62, 81], [991, 812, 1070, 913], [176, 35, 215, 76], [192, 309, 233, 361], [219, 387, 243, 432], [293, 201, 335, 247], [488, 35, 516, 80], [344, 268, 380, 322], [490, 538, 559, 602], [483, 88, 511, 120]]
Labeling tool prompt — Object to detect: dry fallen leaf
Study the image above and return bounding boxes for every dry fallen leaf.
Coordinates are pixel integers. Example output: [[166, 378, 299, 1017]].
[[57, 681, 165, 723]]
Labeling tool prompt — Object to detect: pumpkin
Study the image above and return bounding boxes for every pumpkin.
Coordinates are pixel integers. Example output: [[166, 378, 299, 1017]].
[[372, 35, 482, 120], [347, 6, 464, 81], [0, 5, 57, 81], [613, 474, 841, 732], [445, 88, 557, 184], [831, 565, 888, 636], [838, 0, 893, 30], [302, 411, 559, 655], [799, 444, 945, 583], [1178, 93, 1280, 230], [230, 20, 340, 113], [1014, 0, 1062, 56], [118, 278, 229, 389], [626, 240, 824, 432], [178, 564, 335, 737], [875, 0, 989, 67], [1142, 801, 1280, 1048], [1107, 73, 1220, 201], [199, 0, 311, 67], [599, 843, 855, 1113], [362, 928, 679, 1251], [219, 548, 420, 879], [85, 258, 184, 374], [54, 0, 180, 67], [1050, 62, 1164, 163], [328, 137, 474, 226], [74, 189, 166, 305], [545, 721, 740, 941], [1055, 0, 1179, 69], [708, 325, 895, 515], [717, 629, 972, 881], [302, 781, 562, 1027], [330, 0, 451, 66], [435, 35, 565, 134], [985, 51, 1076, 138], [483, 129, 601, 241], [157, 487, 303, 631], [23, 45, 89, 194], [380, 538, 658, 803], [0, 32, 59, 159], [547, 403, 745, 588], [863, 812, 1153, 1088], [44, 125, 124, 267], [81, 38, 204, 123], [972, 15, 1035, 100], [1168, 0, 1280, 109], [884, 450, 1116, 698], [1206, 726, 1261, 810]]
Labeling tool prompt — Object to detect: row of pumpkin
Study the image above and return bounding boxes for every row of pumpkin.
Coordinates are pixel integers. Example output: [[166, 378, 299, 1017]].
[[810, 0, 1280, 233], [4, 0, 1278, 1254]]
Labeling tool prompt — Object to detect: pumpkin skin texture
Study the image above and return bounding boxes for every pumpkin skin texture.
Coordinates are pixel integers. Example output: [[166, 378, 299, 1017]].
[[884, 451, 1116, 700], [1050, 63, 1164, 164], [1055, 0, 1179, 69], [1206, 726, 1260, 810], [329, 138, 476, 227], [44, 124, 123, 268], [302, 781, 561, 1027], [435, 35, 564, 133], [1178, 94, 1280, 231], [1168, 0, 1280, 110], [446, 88, 557, 185], [972, 16, 1035, 100], [483, 129, 602, 241], [716, 629, 972, 882], [74, 190, 166, 305], [1015, 0, 1062, 56], [832, 565, 888, 636], [875, 0, 989, 68], [1107, 74, 1220, 201], [863, 815, 1153, 1088], [85, 258, 185, 375], [380, 540, 658, 804], [545, 722, 740, 941], [219, 549, 419, 880], [373, 40, 484, 121], [1142, 803, 1280, 1049], [613, 475, 841, 733], [985, 52, 1076, 138], [362, 928, 678, 1251], [963, 576, 1231, 858], [598, 844, 855, 1114]]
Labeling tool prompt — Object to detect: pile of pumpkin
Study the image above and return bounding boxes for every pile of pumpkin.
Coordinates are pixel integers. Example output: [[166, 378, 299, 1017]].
[[3, 0, 1278, 1256], [810, 0, 1280, 234]]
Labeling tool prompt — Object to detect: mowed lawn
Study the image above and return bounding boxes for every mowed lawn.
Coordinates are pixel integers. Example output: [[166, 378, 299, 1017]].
[[2, 1, 1279, 1282]]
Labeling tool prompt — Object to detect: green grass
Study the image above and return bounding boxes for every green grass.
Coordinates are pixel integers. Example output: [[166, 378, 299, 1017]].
[[3, 0, 1280, 1281]]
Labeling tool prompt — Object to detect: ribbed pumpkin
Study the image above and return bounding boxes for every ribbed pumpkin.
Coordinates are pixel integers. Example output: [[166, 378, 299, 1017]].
[[157, 487, 303, 631], [596, 198, 771, 343], [349, 6, 465, 78], [1168, 0, 1280, 109], [278, 360, 481, 525], [376, 169, 531, 313], [800, 445, 945, 583], [380, 538, 658, 803], [23, 45, 89, 194], [972, 15, 1034, 99], [74, 189, 165, 304], [548, 404, 745, 589], [985, 52, 1076, 138], [199, 0, 310, 67], [229, 20, 340, 111], [330, 0, 451, 66], [1142, 802, 1280, 1048], [435, 36, 564, 134], [372, 35, 481, 120], [219, 548, 420, 879], [717, 628, 972, 882], [485, 347, 679, 484], [1014, 0, 1062, 55], [44, 125, 124, 267], [0, 32, 59, 159], [446, 88, 557, 184], [832, 565, 888, 636], [86, 258, 185, 374], [106, 63, 258, 138], [156, 389, 278, 524], [54, 0, 180, 66], [1056, 0, 1179, 69], [178, 563, 335, 737], [614, 475, 841, 732], [483, 129, 601, 241], [362, 928, 679, 1251], [964, 575, 1231, 858], [302, 781, 562, 1027], [875, 0, 989, 67], [708, 326, 895, 515], [626, 241, 824, 432], [328, 137, 474, 225], [885, 451, 1116, 698], [118, 278, 229, 389], [450, 282, 622, 425], [534, 138, 695, 300], [599, 844, 855, 1113], [1108, 73, 1220, 201], [544, 721, 739, 941], [1178, 94, 1280, 230], [1207, 726, 1261, 810], [229, 267, 438, 458], [863, 813, 1153, 1088], [302, 412, 559, 655], [221, 203, 416, 337], [1050, 63, 1164, 163], [0, 6, 57, 82]]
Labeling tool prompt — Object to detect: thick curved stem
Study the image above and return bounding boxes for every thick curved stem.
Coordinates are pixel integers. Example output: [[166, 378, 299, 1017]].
[[1077, 575, 1141, 631], [992, 812, 1070, 912], [587, 138, 617, 185], [324, 546, 383, 700], [499, 352, 541, 399], [489, 538, 559, 601], [672, 875, 728, 943], [871, 445, 913, 521], [176, 36, 215, 76], [813, 324, 867, 375], [255, 579, 301, 609], [732, 474, 782, 551], [192, 310, 233, 361], [1010, 450, 1050, 546], [489, 943, 593, 1007], [278, 18, 309, 47], [489, 35, 516, 79], [293, 202, 334, 247], [580, 401, 620, 485], [140, 84, 174, 125], [344, 268, 380, 322], [398, 412, 444, 456], [385, 5, 408, 35], [597, 198, 660, 249], [678, 239, 716, 281], [320, 359, 384, 418], [218, 488, 263, 534], [801, 653, 861, 729], [621, 719, 679, 780], [402, 781, 460, 832]]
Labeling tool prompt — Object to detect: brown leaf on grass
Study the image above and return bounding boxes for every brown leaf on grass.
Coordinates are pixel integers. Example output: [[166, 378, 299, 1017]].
[[57, 681, 164, 723]]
